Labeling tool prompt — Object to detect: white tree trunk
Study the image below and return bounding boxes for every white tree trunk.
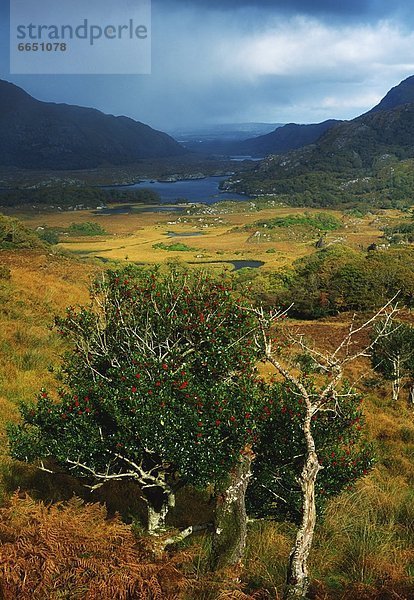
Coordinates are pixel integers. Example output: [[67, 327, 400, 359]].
[[146, 490, 175, 533], [408, 383, 414, 408], [392, 356, 401, 403], [210, 450, 253, 571], [284, 414, 321, 600]]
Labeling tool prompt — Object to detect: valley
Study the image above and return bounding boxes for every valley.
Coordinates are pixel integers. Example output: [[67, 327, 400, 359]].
[[3, 69, 414, 600], [11, 199, 396, 270]]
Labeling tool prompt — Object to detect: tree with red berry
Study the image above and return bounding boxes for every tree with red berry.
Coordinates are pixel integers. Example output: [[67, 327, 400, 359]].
[[8, 265, 265, 568]]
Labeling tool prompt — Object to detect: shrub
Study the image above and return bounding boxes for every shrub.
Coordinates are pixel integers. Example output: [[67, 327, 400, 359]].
[[36, 227, 60, 245], [0, 265, 11, 280], [67, 222, 108, 236], [0, 215, 44, 250], [152, 242, 196, 252]]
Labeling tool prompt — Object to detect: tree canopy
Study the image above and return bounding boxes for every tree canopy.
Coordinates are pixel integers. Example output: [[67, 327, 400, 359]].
[[8, 266, 264, 526]]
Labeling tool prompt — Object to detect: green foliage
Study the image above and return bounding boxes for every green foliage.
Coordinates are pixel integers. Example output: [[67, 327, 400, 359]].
[[0, 214, 44, 250], [275, 245, 414, 318], [0, 185, 161, 208], [8, 266, 264, 497], [152, 242, 196, 252], [371, 320, 414, 381], [248, 381, 373, 523], [251, 213, 342, 232], [36, 227, 60, 245], [383, 220, 414, 244], [67, 222, 108, 236], [0, 265, 11, 280], [226, 149, 414, 209]]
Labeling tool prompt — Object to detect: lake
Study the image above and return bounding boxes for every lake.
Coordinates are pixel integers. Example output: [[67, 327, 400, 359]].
[[104, 176, 250, 205], [189, 260, 264, 271]]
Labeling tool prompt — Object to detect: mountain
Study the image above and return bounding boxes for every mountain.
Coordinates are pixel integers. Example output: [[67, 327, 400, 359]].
[[369, 75, 414, 113], [0, 80, 185, 170], [179, 120, 339, 157], [168, 122, 282, 143], [224, 75, 414, 205], [236, 119, 340, 157], [174, 122, 283, 155]]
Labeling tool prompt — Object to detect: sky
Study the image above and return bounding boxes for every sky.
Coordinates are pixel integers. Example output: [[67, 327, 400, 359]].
[[2, 0, 414, 131]]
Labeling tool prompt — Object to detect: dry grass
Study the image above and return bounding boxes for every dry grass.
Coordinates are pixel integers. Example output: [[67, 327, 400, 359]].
[[0, 249, 96, 500], [13, 205, 404, 272], [308, 470, 414, 598]]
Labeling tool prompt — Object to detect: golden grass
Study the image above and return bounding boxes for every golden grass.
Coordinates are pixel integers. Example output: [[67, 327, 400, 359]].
[[13, 204, 405, 272], [0, 249, 96, 498]]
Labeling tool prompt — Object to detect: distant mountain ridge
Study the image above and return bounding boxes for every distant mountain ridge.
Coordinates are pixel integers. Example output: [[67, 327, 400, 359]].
[[236, 119, 341, 157], [183, 120, 341, 157], [0, 80, 185, 170], [224, 75, 414, 203], [169, 122, 282, 142], [199, 76, 414, 161]]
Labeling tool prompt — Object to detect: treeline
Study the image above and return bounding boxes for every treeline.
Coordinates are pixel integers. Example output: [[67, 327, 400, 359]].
[[226, 157, 414, 209], [237, 244, 414, 318], [0, 185, 161, 208]]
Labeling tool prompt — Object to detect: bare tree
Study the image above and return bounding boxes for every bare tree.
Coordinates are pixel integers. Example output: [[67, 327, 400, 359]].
[[253, 299, 399, 600], [371, 320, 414, 404]]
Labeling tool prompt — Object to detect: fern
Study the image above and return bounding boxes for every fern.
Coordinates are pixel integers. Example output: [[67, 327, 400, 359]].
[[0, 493, 190, 599]]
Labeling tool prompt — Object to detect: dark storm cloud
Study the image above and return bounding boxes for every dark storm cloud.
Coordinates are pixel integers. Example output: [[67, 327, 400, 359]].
[[161, 0, 371, 12], [1, 0, 414, 129], [158, 0, 411, 20]]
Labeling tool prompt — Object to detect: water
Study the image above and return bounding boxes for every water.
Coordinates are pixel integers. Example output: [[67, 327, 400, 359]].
[[230, 156, 263, 162], [166, 231, 204, 237], [95, 205, 185, 215], [189, 260, 264, 271], [104, 176, 250, 205], [229, 260, 264, 270]]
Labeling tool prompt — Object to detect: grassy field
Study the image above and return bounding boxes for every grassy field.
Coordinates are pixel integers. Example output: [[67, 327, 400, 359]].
[[1, 204, 414, 597], [12, 202, 404, 272]]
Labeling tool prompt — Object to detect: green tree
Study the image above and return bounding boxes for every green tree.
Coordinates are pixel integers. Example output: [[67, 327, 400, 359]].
[[8, 266, 264, 567], [248, 381, 373, 523], [280, 246, 414, 318]]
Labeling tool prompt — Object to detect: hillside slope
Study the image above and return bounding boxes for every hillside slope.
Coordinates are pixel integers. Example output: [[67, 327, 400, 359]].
[[225, 76, 414, 202], [0, 80, 185, 170], [236, 119, 340, 157]]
